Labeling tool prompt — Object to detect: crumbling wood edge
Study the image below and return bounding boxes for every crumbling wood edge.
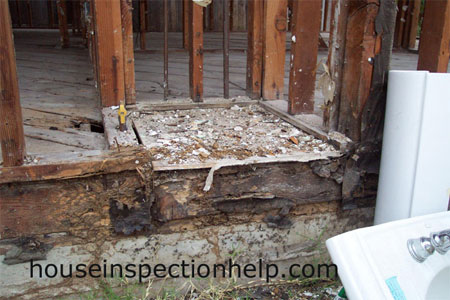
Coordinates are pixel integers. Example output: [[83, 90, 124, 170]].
[[136, 98, 257, 112], [0, 149, 151, 184], [258, 101, 352, 152], [152, 151, 343, 172]]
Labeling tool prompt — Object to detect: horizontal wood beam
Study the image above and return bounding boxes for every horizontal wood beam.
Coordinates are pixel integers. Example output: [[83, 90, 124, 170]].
[[0, 0, 26, 167], [417, 0, 450, 72]]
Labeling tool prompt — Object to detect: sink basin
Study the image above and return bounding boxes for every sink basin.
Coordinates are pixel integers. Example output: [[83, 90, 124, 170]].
[[326, 211, 450, 300], [426, 266, 450, 300]]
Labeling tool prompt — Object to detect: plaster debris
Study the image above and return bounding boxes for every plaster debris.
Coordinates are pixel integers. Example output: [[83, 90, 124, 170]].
[[132, 104, 336, 165]]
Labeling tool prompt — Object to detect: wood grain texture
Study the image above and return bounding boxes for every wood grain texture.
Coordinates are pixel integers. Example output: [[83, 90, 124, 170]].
[[246, 0, 264, 99], [139, 0, 146, 50], [189, 1, 204, 102], [337, 0, 379, 141], [417, 0, 450, 72], [262, 0, 288, 100], [183, 0, 189, 49], [0, 0, 26, 167], [93, 0, 126, 107], [288, 0, 322, 115], [0, 149, 149, 184], [121, 0, 136, 104], [323, 0, 349, 130]]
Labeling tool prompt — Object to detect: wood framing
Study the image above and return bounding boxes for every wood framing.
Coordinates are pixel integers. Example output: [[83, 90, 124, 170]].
[[407, 0, 421, 49], [183, 0, 189, 49], [93, 0, 126, 107], [139, 0, 146, 50], [288, 0, 322, 115], [189, 1, 204, 102], [417, 0, 450, 72], [56, 0, 69, 48], [323, 0, 349, 130], [0, 0, 26, 167], [246, 0, 264, 99], [337, 0, 379, 141], [262, 0, 288, 100], [121, 0, 136, 105]]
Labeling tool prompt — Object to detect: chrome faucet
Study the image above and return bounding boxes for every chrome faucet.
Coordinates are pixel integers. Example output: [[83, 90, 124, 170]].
[[407, 229, 450, 262]]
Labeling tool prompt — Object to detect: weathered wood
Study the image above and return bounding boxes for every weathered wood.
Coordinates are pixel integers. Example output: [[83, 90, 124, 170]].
[[417, 0, 450, 72], [0, 149, 149, 184], [262, 0, 288, 100], [93, 0, 126, 107], [288, 0, 322, 115], [0, 0, 26, 167], [137, 99, 256, 111], [139, 0, 147, 50], [183, 0, 189, 49], [26, 0, 33, 27], [246, 0, 263, 99], [361, 0, 396, 142], [407, 0, 421, 49], [223, 0, 230, 98], [323, 0, 349, 130], [121, 0, 136, 105], [338, 0, 379, 141], [189, 1, 204, 102], [153, 161, 342, 222], [102, 107, 139, 148], [0, 167, 147, 239], [401, 0, 413, 49], [56, 0, 70, 48], [393, 0, 406, 48]]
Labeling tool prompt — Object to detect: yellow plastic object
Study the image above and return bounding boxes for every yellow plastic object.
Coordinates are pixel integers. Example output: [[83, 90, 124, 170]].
[[118, 104, 127, 125]]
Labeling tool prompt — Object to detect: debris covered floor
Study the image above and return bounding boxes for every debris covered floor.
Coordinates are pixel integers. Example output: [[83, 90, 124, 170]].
[[132, 104, 336, 165], [2, 29, 446, 163]]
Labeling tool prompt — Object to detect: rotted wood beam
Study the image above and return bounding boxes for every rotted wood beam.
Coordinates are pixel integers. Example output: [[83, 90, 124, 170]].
[[56, 0, 70, 48], [121, 0, 136, 105]]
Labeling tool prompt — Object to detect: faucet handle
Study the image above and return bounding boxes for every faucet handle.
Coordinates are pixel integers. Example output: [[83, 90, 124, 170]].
[[430, 229, 450, 255]]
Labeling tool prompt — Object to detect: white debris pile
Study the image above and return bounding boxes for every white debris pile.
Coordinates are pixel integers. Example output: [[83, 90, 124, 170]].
[[132, 104, 335, 164]]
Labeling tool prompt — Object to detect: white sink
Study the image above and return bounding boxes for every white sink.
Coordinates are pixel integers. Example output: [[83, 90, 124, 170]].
[[326, 211, 450, 300]]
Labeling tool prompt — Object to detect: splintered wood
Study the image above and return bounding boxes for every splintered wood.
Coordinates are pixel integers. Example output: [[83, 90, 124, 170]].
[[132, 104, 336, 165]]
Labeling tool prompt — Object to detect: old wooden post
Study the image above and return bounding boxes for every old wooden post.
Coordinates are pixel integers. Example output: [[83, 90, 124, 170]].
[[0, 0, 26, 166], [56, 0, 70, 47], [183, 0, 189, 49], [323, 0, 349, 130], [93, 0, 126, 107], [288, 0, 322, 115], [337, 0, 379, 141], [262, 0, 288, 100], [417, 0, 450, 72], [189, 0, 204, 102], [120, 0, 136, 105], [139, 0, 146, 50], [246, 0, 264, 99]]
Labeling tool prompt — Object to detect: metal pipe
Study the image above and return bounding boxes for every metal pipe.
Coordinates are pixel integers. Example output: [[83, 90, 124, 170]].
[[163, 0, 169, 100], [223, 0, 230, 98]]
